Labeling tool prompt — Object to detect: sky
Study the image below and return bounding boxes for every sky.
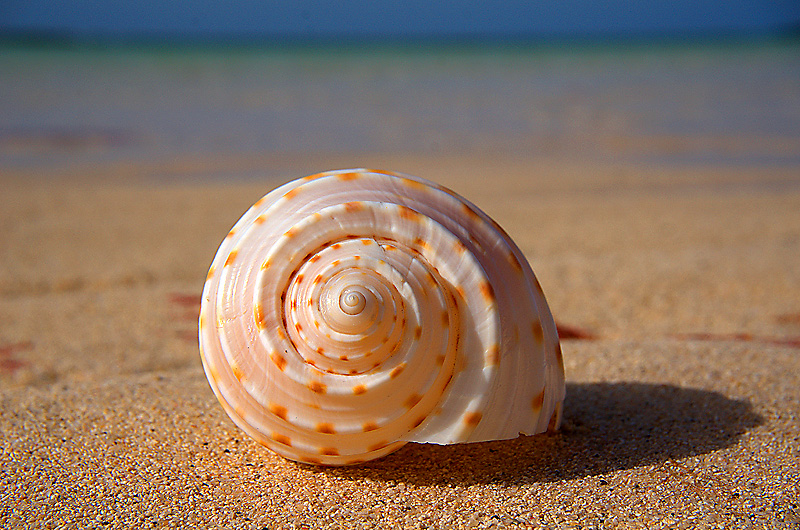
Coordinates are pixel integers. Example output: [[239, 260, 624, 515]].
[[1, 0, 800, 40]]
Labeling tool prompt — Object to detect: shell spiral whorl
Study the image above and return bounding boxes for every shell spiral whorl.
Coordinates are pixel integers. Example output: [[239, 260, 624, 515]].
[[199, 169, 565, 465]]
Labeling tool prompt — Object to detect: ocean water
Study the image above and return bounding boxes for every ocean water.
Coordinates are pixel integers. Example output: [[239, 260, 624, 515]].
[[1, 38, 799, 178]]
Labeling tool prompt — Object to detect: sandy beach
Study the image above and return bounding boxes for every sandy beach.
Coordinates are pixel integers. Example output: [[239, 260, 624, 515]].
[[1, 150, 799, 528]]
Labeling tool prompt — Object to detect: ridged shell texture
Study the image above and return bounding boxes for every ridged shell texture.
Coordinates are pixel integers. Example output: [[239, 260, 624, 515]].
[[199, 169, 565, 465]]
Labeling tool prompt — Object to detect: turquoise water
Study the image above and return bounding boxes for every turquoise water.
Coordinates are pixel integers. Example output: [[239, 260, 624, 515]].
[[1, 38, 799, 175]]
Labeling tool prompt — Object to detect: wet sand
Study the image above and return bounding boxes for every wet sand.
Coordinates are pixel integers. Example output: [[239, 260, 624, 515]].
[[1, 154, 799, 528]]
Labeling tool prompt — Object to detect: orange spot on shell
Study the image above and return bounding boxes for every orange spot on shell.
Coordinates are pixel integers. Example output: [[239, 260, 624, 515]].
[[464, 411, 482, 427], [283, 187, 300, 200], [532, 321, 544, 343], [316, 423, 336, 434], [270, 352, 287, 371], [337, 172, 360, 181], [308, 381, 327, 394], [363, 422, 378, 432], [261, 259, 271, 270], [320, 447, 339, 456], [361, 239, 373, 245], [461, 202, 481, 221], [404, 393, 422, 409], [411, 416, 426, 428], [532, 389, 545, 411], [344, 201, 364, 213], [254, 305, 266, 329], [295, 274, 305, 284], [302, 171, 327, 181], [400, 177, 426, 190], [368, 168, 396, 176], [352, 384, 367, 395], [508, 251, 523, 272], [480, 282, 496, 304], [284, 228, 297, 239], [231, 364, 244, 381], [390, 363, 406, 379], [254, 214, 267, 225], [269, 403, 288, 420], [313, 274, 323, 285], [206, 266, 215, 281], [414, 326, 422, 340], [398, 205, 421, 221], [454, 240, 466, 254], [224, 249, 238, 267], [272, 433, 292, 446], [487, 344, 500, 366], [441, 311, 450, 327], [331, 243, 342, 250], [425, 272, 437, 288]]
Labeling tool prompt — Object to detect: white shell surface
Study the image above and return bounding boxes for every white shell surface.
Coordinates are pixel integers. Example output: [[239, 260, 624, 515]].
[[199, 168, 565, 465]]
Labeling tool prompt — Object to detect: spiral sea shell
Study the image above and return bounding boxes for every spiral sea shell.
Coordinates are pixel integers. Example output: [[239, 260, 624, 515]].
[[199, 168, 564, 465]]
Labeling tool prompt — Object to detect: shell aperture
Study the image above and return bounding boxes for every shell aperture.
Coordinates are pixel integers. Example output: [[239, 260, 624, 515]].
[[199, 169, 565, 465]]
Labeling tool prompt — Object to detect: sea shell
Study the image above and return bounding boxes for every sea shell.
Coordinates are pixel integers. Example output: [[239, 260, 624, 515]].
[[199, 168, 564, 465]]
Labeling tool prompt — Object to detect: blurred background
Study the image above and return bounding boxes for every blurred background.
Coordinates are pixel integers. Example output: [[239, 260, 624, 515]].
[[1, 1, 799, 182]]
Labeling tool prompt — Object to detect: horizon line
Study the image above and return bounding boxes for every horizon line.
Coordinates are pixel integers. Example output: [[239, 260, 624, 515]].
[[1, 24, 799, 49]]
